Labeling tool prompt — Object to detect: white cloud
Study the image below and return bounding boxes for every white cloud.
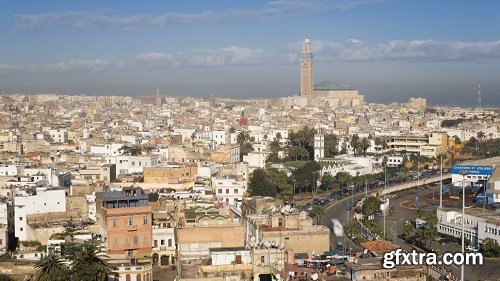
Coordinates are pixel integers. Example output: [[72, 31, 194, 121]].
[[16, 0, 326, 31], [286, 39, 500, 62], [3, 39, 500, 75], [137, 47, 272, 67], [0, 59, 126, 73]]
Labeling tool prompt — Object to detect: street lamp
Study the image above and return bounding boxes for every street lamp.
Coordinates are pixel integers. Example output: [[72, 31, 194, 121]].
[[460, 170, 469, 281], [292, 179, 296, 205]]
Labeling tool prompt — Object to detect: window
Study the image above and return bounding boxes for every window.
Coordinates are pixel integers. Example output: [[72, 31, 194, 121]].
[[144, 236, 149, 244], [143, 216, 149, 225], [128, 218, 134, 226], [218, 189, 222, 194], [20, 227, 23, 231], [124, 237, 129, 245], [113, 219, 118, 228], [113, 238, 118, 246], [19, 217, 22, 221], [168, 239, 172, 247], [226, 189, 229, 194], [234, 189, 238, 194], [133, 236, 139, 245]]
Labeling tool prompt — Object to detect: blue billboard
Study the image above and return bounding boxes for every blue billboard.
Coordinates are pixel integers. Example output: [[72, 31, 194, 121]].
[[451, 165, 493, 176]]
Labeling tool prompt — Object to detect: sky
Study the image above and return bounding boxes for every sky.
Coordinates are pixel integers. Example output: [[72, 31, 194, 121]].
[[1, 0, 500, 106]]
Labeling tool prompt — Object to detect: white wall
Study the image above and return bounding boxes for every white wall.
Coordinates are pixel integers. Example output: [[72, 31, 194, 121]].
[[14, 189, 66, 241]]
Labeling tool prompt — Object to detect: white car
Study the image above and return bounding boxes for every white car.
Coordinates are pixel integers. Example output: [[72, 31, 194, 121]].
[[466, 246, 479, 252]]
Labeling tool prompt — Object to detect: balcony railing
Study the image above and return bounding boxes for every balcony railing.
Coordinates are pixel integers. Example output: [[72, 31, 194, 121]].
[[128, 225, 137, 231]]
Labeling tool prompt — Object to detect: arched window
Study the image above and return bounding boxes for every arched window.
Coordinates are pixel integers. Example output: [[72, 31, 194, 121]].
[[137, 274, 141, 281], [126, 274, 131, 281]]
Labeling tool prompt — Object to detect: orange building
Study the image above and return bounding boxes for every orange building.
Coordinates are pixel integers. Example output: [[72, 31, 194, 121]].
[[96, 187, 152, 258]]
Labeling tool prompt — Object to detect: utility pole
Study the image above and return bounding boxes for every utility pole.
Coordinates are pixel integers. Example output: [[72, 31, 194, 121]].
[[439, 154, 443, 209], [460, 171, 468, 281]]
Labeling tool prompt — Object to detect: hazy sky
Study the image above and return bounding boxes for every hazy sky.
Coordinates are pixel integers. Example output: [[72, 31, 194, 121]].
[[1, 0, 500, 106]]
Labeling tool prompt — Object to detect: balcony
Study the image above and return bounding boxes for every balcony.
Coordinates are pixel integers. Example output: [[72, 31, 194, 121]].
[[128, 225, 137, 231]]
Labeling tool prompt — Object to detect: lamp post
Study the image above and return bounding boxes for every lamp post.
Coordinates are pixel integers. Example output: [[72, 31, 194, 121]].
[[460, 170, 468, 281], [383, 165, 387, 240], [439, 154, 443, 209], [292, 179, 296, 206]]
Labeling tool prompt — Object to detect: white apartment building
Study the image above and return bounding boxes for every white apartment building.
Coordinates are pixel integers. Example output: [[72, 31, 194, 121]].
[[48, 129, 68, 143], [212, 177, 246, 208], [14, 189, 66, 242], [90, 143, 124, 156], [106, 155, 159, 176], [437, 208, 500, 246]]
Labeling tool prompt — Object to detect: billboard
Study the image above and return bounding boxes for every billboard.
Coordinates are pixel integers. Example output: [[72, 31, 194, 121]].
[[451, 165, 493, 176]]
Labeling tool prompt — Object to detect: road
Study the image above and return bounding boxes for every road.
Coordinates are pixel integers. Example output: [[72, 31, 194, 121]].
[[386, 186, 500, 281]]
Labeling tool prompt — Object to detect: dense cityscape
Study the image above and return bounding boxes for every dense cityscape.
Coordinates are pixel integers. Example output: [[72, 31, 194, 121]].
[[0, 37, 499, 281]]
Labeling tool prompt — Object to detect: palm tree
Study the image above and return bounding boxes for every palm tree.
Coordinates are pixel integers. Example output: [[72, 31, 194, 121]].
[[359, 137, 371, 156], [269, 139, 281, 155], [477, 131, 486, 142], [71, 241, 109, 281], [349, 134, 360, 155], [402, 222, 416, 240], [311, 205, 326, 224], [236, 131, 250, 145], [34, 254, 68, 281]]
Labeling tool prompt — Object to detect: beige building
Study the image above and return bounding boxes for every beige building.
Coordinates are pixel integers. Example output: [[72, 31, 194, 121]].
[[176, 204, 245, 260], [242, 197, 330, 256], [143, 166, 198, 183]]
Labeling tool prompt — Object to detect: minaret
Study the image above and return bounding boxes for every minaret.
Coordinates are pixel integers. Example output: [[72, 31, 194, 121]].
[[156, 88, 161, 107], [314, 133, 324, 161], [300, 38, 313, 98]]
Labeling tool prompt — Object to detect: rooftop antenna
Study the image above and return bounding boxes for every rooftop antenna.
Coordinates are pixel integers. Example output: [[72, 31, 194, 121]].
[[477, 81, 481, 109]]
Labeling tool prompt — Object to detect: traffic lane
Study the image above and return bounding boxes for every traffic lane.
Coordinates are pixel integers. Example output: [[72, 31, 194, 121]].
[[320, 192, 366, 252]]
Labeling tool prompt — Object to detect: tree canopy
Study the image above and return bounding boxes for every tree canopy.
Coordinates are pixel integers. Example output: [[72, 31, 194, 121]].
[[248, 168, 292, 197]]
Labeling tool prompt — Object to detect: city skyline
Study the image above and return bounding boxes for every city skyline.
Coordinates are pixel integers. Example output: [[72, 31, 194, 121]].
[[2, 0, 500, 106]]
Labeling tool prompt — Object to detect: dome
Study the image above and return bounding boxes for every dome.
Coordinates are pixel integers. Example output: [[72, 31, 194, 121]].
[[304, 38, 310, 43]]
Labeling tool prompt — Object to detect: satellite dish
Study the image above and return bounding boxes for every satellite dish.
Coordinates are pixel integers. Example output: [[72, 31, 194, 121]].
[[250, 236, 256, 243], [264, 241, 271, 248], [280, 243, 285, 250], [363, 249, 368, 255], [311, 273, 319, 280]]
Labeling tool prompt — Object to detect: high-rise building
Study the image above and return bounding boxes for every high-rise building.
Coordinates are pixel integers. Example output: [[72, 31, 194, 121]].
[[300, 38, 313, 98]]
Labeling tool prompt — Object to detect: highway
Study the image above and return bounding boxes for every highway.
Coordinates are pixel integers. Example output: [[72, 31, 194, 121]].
[[316, 155, 500, 280]]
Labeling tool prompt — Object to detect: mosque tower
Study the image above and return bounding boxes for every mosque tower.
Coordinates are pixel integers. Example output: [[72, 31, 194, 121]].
[[300, 38, 313, 98]]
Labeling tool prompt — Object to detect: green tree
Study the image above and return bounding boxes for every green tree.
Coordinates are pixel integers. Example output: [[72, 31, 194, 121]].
[[119, 145, 142, 156], [320, 174, 338, 191], [70, 241, 109, 281], [240, 142, 254, 161], [229, 126, 236, 133], [248, 168, 292, 197], [416, 207, 425, 219], [286, 146, 309, 161], [292, 161, 320, 193], [481, 238, 500, 257], [344, 220, 360, 238], [236, 131, 250, 145], [362, 196, 382, 216], [324, 134, 338, 157], [350, 134, 360, 156], [311, 205, 326, 224], [402, 222, 416, 240], [269, 139, 281, 155], [359, 137, 371, 156], [453, 135, 461, 144], [34, 254, 68, 281]]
